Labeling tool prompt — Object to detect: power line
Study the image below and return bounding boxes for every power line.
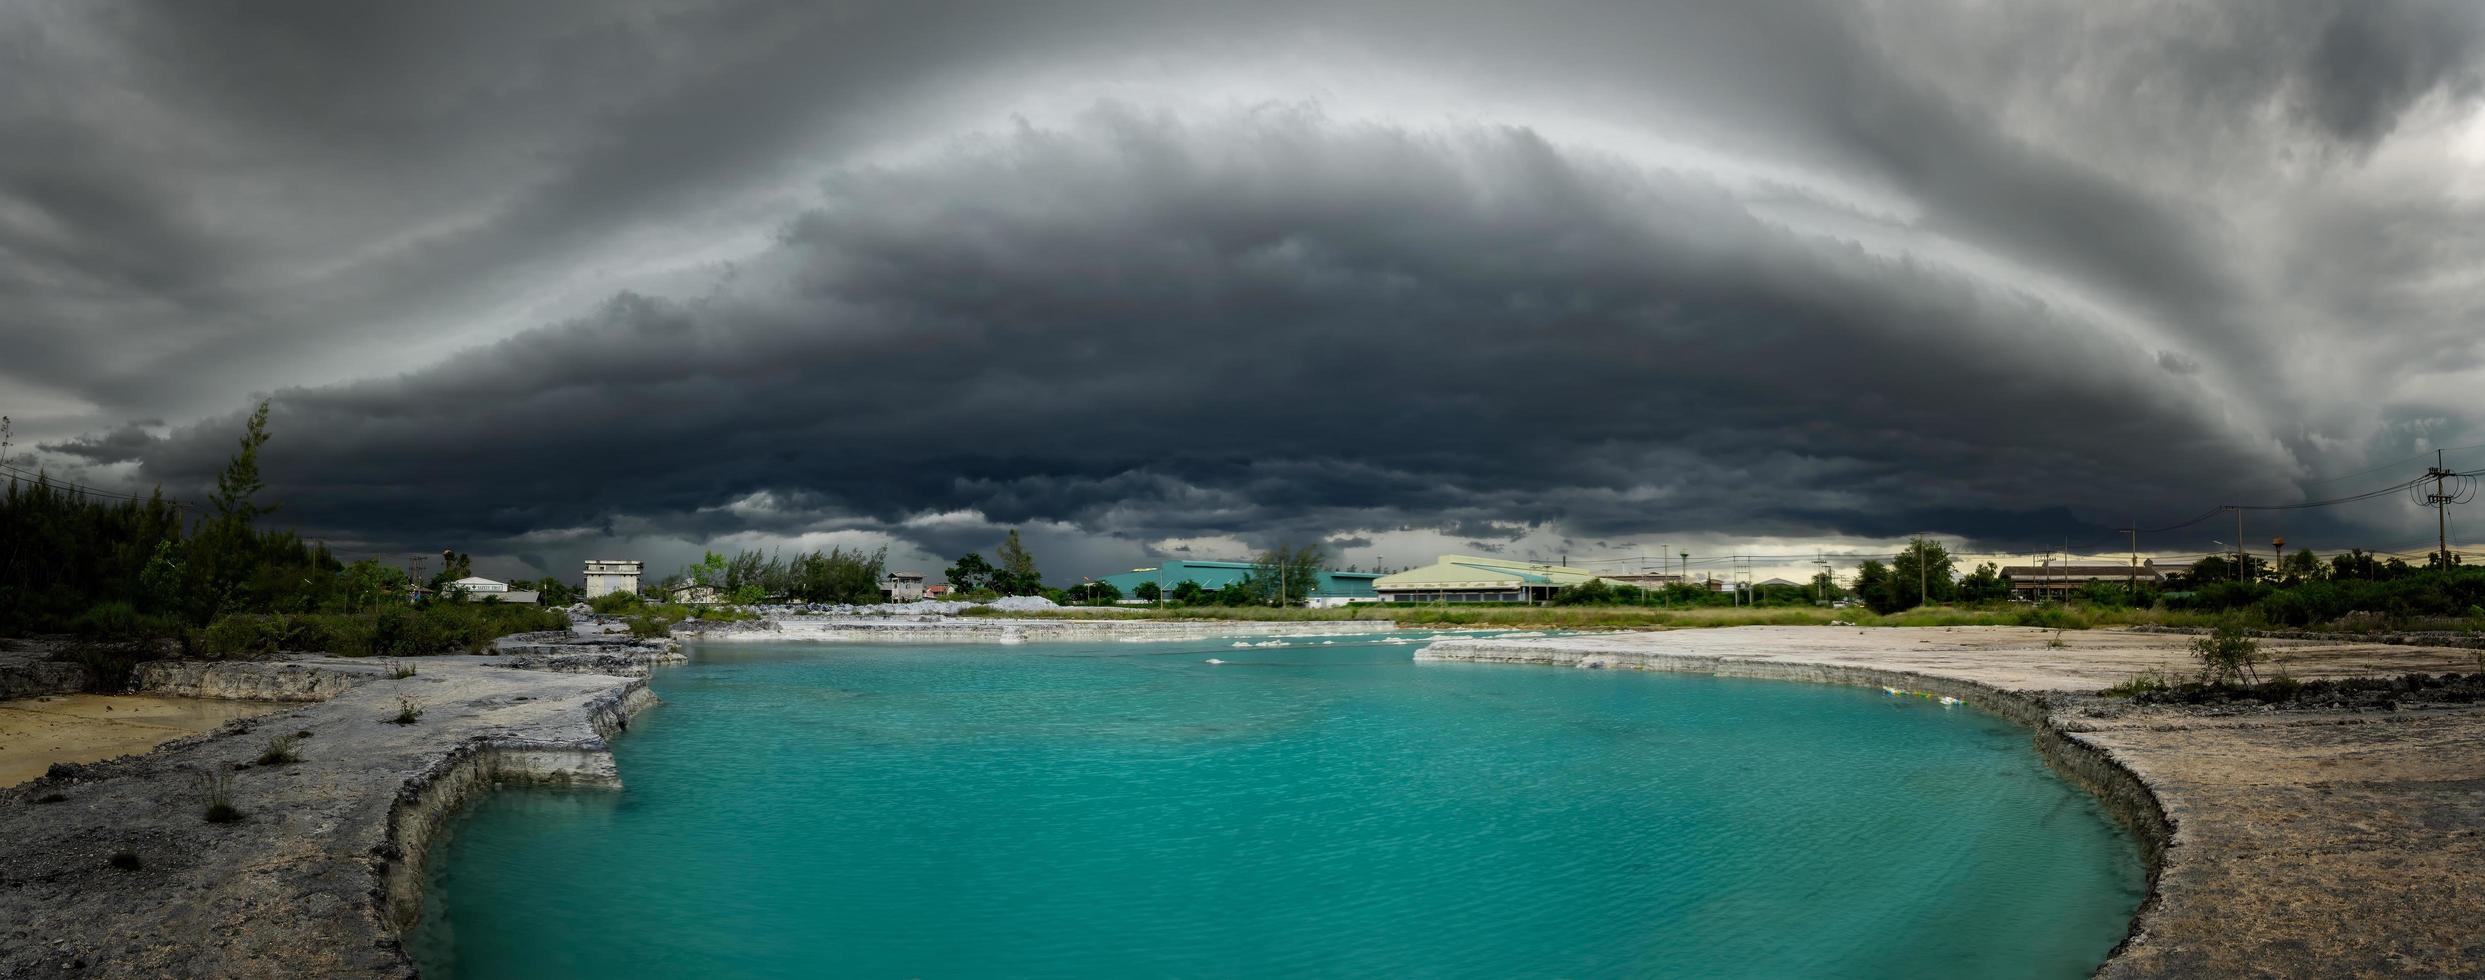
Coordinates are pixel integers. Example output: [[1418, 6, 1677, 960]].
[[0, 462, 196, 510]]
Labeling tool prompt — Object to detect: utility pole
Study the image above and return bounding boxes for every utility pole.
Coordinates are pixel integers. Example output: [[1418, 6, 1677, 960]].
[[1914, 535, 1928, 607], [2234, 507, 2246, 583], [2428, 450, 2455, 571], [2272, 537, 2285, 584], [2125, 523, 2138, 595]]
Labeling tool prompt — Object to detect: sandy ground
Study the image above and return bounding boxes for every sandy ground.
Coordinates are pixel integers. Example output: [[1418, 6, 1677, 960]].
[[0, 694, 282, 787], [1421, 626, 2485, 979]]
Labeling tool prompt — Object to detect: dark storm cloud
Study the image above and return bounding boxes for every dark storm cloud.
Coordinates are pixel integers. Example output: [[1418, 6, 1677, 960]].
[[102, 106, 2271, 558], [41, 421, 162, 465], [8, 0, 2485, 571]]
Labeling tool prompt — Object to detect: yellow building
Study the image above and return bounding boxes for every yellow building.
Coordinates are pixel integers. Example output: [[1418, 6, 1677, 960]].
[[1371, 555, 1613, 603]]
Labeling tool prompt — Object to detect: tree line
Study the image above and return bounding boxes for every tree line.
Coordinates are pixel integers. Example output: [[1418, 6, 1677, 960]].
[[0, 403, 565, 673]]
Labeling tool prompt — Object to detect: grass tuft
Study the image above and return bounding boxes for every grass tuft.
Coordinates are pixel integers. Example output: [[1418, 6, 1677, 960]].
[[255, 733, 303, 766], [193, 769, 240, 824], [389, 697, 423, 725]]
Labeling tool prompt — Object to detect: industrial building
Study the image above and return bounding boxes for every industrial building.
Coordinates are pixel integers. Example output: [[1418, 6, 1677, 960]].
[[1372, 556, 1614, 603], [1095, 559, 1381, 606], [1999, 560, 2166, 599]]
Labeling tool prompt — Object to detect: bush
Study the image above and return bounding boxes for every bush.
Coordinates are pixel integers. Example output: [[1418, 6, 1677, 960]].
[[626, 611, 681, 639], [2191, 625, 2262, 685], [587, 590, 645, 615], [2101, 668, 2178, 698], [71, 601, 178, 641], [196, 614, 290, 658], [2012, 605, 2081, 630], [390, 697, 423, 725], [54, 641, 157, 692], [255, 733, 303, 766]]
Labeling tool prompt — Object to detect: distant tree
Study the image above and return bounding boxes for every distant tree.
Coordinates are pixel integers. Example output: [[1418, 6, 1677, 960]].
[[2329, 548, 2380, 581], [1886, 537, 1956, 610], [1133, 581, 1162, 602], [1854, 559, 1902, 614], [2279, 547, 2323, 584], [1551, 578, 1614, 606], [1073, 580, 1123, 605], [992, 531, 1043, 595], [1245, 542, 1327, 606], [2189, 553, 2265, 584], [191, 401, 274, 620], [1955, 562, 2009, 603], [793, 547, 885, 604], [686, 551, 729, 592], [1809, 569, 1841, 603], [945, 552, 994, 593], [1170, 580, 1206, 605]]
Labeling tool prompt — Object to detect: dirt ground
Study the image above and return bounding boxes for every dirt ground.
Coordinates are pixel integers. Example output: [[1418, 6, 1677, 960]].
[[0, 694, 281, 787]]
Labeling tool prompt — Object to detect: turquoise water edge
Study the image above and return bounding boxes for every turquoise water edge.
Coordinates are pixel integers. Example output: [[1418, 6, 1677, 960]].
[[412, 635, 2145, 979]]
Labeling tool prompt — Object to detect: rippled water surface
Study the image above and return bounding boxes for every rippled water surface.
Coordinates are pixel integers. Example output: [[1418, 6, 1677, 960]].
[[413, 636, 2144, 978]]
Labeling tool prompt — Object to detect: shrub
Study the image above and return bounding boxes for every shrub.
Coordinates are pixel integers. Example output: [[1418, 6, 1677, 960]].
[[390, 697, 423, 725], [196, 614, 288, 658], [382, 659, 416, 679], [108, 850, 141, 871], [2191, 625, 2262, 685], [625, 609, 685, 638], [587, 590, 645, 615], [71, 601, 176, 641], [53, 641, 156, 692], [256, 733, 303, 766], [2012, 605, 2081, 630], [194, 769, 240, 823], [2101, 668, 2178, 698]]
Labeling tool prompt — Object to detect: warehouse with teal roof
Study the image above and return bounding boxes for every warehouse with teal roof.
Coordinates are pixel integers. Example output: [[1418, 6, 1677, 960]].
[[1095, 559, 1381, 605]]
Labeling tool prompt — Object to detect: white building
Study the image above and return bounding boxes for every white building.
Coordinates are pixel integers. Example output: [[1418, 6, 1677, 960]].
[[583, 559, 643, 599], [880, 571, 925, 603], [445, 576, 539, 604]]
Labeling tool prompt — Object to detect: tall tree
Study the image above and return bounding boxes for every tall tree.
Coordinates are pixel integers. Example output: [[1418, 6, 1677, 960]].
[[944, 552, 994, 593], [1854, 559, 1901, 614], [193, 401, 274, 620], [992, 530, 1042, 595], [1888, 537, 1956, 609]]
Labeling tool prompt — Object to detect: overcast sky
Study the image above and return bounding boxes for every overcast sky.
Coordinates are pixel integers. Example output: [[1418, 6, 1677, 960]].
[[5, 0, 2484, 583]]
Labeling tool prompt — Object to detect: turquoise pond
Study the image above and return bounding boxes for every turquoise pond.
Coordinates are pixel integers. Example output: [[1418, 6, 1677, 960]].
[[411, 635, 2147, 978]]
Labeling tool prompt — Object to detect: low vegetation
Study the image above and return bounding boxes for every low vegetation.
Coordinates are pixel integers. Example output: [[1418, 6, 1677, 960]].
[[390, 697, 423, 725], [193, 769, 240, 824], [190, 603, 569, 659], [254, 733, 303, 766], [382, 658, 416, 679]]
